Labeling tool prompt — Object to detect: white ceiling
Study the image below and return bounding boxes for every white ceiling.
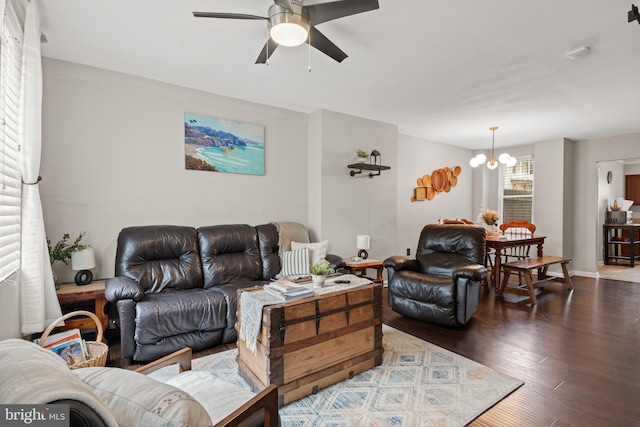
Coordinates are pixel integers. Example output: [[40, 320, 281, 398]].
[[36, 0, 640, 150]]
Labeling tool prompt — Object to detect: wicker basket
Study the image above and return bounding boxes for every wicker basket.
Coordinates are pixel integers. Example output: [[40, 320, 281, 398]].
[[39, 310, 108, 370]]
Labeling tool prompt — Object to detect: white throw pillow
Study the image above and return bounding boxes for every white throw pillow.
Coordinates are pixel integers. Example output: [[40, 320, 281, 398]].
[[291, 240, 328, 268], [280, 247, 310, 277]]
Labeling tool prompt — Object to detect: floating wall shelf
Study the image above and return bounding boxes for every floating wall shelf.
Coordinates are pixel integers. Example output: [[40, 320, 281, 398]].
[[348, 150, 390, 178], [348, 163, 391, 178]]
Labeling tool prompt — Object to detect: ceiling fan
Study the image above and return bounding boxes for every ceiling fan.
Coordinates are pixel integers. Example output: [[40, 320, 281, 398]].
[[193, 0, 380, 64]]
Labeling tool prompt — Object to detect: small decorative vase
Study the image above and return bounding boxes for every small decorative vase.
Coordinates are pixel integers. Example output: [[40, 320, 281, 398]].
[[311, 274, 326, 288], [51, 263, 61, 290], [484, 223, 500, 237]]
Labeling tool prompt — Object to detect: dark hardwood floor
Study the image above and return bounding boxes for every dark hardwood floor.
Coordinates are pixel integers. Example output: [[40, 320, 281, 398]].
[[106, 276, 640, 426]]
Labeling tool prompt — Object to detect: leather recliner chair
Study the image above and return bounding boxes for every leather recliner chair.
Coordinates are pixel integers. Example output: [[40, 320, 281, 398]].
[[383, 224, 487, 327]]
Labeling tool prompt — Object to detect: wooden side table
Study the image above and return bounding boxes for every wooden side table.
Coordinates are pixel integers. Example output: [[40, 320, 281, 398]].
[[55, 280, 108, 342], [343, 259, 384, 284]]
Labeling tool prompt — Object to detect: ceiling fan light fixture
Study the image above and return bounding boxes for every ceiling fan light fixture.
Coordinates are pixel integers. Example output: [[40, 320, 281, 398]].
[[270, 22, 308, 46], [268, 3, 309, 47]]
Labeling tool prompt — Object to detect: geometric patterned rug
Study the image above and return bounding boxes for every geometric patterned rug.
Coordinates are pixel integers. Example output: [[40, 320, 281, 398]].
[[192, 325, 523, 426]]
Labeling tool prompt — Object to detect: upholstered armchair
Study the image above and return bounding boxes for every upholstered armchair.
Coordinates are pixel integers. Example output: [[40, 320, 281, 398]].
[[0, 340, 278, 427], [384, 224, 487, 327]]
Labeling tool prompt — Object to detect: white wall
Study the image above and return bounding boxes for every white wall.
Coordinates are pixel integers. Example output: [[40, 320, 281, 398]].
[[533, 139, 575, 269], [40, 58, 309, 282], [311, 110, 398, 265], [396, 134, 474, 257]]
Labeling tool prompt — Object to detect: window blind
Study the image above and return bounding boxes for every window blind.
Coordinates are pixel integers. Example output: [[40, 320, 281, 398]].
[[500, 158, 534, 223], [0, 14, 23, 284]]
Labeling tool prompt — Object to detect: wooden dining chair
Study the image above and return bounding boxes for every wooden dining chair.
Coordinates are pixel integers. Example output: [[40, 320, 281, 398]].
[[499, 220, 537, 284]]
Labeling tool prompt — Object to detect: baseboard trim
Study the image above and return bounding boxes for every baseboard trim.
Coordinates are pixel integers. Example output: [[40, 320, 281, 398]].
[[573, 270, 599, 279]]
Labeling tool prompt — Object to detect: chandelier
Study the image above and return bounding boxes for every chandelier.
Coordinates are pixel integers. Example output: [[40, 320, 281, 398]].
[[469, 126, 516, 169]]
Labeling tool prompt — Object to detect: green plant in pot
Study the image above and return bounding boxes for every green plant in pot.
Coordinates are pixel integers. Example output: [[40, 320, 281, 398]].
[[47, 232, 89, 288], [354, 149, 369, 163], [311, 260, 333, 288]]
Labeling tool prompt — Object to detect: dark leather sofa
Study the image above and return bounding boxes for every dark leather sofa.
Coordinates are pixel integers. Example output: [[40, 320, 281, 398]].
[[106, 223, 342, 361], [383, 224, 487, 327]]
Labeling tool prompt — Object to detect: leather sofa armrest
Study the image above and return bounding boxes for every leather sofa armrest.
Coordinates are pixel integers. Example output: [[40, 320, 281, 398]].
[[384, 256, 420, 283], [453, 264, 487, 282], [105, 277, 144, 302], [383, 256, 420, 272]]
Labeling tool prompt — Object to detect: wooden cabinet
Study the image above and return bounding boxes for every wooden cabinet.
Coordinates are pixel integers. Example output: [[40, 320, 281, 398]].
[[55, 280, 109, 342], [625, 174, 640, 206]]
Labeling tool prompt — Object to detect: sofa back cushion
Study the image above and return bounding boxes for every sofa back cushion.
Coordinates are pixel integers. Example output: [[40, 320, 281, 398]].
[[198, 224, 263, 288], [416, 224, 486, 276], [256, 223, 281, 280], [115, 225, 204, 293]]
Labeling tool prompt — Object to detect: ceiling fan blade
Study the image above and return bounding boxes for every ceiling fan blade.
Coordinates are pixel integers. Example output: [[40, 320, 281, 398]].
[[255, 38, 280, 64], [308, 26, 347, 63], [305, 0, 379, 25], [193, 12, 267, 20], [273, 0, 293, 12]]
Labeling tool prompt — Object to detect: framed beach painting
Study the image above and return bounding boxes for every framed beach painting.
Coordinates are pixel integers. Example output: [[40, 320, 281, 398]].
[[184, 112, 265, 175]]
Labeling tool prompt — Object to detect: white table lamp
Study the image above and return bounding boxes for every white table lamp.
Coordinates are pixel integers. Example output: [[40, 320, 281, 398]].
[[71, 247, 96, 285], [354, 235, 370, 261]]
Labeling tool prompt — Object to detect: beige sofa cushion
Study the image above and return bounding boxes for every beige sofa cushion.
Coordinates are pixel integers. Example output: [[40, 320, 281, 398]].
[[74, 367, 211, 427], [163, 370, 261, 426]]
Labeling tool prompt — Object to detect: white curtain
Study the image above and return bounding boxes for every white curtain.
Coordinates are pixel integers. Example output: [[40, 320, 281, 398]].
[[19, 0, 62, 335]]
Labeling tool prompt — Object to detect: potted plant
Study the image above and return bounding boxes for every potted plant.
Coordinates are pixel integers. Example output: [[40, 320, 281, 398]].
[[354, 149, 369, 163], [47, 232, 89, 288], [311, 260, 332, 288]]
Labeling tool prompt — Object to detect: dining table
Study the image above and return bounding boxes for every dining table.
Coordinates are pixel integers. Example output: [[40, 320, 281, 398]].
[[485, 233, 546, 291]]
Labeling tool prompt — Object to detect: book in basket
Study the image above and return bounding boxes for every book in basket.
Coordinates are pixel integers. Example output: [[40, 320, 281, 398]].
[[35, 328, 89, 366], [36, 328, 82, 350], [51, 338, 88, 366]]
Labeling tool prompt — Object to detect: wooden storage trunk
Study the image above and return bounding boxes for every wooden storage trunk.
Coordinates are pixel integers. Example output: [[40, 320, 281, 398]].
[[237, 283, 383, 407]]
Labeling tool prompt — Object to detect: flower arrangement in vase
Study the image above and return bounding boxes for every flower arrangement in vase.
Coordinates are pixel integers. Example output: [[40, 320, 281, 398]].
[[476, 208, 500, 236]]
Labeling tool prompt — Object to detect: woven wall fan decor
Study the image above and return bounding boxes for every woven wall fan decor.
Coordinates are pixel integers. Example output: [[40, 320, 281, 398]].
[[411, 165, 462, 202]]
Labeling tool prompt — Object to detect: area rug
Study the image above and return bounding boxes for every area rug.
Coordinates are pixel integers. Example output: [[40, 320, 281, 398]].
[[179, 325, 522, 426]]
